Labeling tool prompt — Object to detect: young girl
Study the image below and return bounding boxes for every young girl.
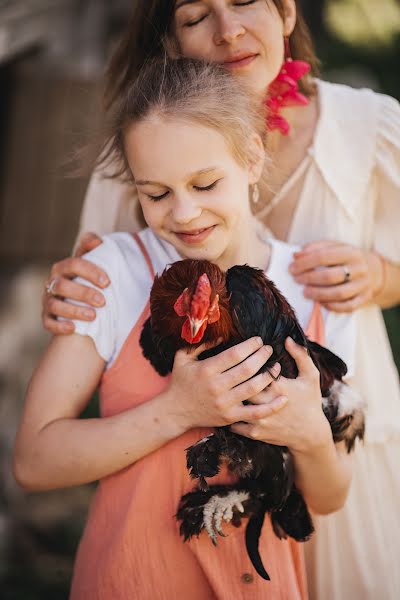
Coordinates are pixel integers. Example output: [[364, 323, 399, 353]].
[[15, 58, 352, 599]]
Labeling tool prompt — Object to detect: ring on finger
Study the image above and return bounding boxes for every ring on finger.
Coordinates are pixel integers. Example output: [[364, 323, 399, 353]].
[[45, 277, 58, 296], [342, 265, 351, 284]]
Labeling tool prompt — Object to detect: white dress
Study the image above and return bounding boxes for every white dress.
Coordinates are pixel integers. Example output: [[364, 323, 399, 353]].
[[76, 80, 400, 600]]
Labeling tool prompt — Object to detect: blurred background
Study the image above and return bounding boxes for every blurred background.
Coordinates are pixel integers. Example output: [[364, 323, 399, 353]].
[[0, 1, 399, 597]]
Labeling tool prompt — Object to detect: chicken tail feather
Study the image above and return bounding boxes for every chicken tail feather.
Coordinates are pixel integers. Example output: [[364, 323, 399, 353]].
[[245, 512, 270, 581]]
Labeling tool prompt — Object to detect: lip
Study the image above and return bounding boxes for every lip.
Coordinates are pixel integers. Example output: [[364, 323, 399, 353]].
[[223, 53, 258, 70], [174, 225, 216, 245]]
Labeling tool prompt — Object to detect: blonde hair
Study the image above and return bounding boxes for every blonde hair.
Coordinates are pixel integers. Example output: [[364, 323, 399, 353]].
[[97, 58, 266, 182]]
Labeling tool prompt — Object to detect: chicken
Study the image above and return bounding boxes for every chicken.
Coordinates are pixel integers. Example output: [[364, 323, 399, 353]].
[[140, 259, 365, 580]]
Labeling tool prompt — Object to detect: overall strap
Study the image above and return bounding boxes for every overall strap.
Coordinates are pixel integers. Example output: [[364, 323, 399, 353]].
[[305, 302, 326, 346], [132, 232, 156, 280]]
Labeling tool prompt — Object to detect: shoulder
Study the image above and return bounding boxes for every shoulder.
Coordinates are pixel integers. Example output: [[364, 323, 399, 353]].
[[313, 80, 399, 216], [317, 79, 399, 145]]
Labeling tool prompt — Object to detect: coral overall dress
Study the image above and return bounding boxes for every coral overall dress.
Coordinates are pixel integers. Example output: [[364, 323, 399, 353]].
[[70, 233, 325, 600]]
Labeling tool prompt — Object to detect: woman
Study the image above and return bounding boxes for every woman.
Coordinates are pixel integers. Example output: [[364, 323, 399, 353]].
[[42, 2, 400, 599]]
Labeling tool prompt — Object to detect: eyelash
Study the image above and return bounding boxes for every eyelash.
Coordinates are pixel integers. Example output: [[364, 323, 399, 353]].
[[184, 1, 256, 28], [147, 180, 220, 201]]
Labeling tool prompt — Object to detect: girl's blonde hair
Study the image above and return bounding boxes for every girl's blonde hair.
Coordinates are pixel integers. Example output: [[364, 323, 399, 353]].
[[97, 58, 266, 182]]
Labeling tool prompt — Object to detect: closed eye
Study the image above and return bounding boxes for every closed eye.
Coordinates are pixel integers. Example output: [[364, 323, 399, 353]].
[[184, 13, 208, 28], [193, 179, 222, 192], [148, 190, 170, 201], [183, 1, 256, 28]]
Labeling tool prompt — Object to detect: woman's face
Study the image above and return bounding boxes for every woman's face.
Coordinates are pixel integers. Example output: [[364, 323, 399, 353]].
[[173, 1, 296, 95], [125, 116, 262, 268]]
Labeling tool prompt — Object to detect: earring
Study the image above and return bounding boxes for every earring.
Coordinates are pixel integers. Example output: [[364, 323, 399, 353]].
[[265, 36, 311, 135], [252, 183, 260, 204]]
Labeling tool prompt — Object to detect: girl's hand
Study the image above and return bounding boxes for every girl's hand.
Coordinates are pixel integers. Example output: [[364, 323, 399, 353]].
[[42, 232, 109, 335], [231, 337, 331, 454], [163, 337, 284, 432], [289, 240, 384, 313]]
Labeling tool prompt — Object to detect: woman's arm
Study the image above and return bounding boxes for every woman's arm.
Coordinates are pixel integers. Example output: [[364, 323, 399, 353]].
[[231, 337, 352, 514], [14, 334, 280, 491], [289, 240, 400, 312]]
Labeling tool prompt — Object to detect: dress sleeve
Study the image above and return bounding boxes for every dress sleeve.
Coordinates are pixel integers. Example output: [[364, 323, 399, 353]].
[[373, 94, 400, 264], [69, 236, 121, 363], [74, 169, 144, 250]]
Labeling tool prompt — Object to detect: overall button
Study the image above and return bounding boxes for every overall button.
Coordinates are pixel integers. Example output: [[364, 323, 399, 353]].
[[241, 573, 254, 584]]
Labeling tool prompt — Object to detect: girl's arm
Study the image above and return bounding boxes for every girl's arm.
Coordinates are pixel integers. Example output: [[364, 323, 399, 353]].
[[14, 334, 280, 491], [231, 337, 352, 515]]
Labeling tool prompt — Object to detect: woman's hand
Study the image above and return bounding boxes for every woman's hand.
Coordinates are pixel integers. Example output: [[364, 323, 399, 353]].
[[288, 240, 384, 313], [162, 337, 284, 432], [42, 232, 109, 335], [231, 337, 331, 453]]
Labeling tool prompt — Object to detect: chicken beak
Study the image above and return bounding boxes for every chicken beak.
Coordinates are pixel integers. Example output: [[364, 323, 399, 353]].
[[189, 318, 205, 339]]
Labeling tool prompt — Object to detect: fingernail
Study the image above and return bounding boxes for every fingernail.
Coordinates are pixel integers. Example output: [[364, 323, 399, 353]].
[[276, 396, 288, 406], [99, 275, 109, 286], [256, 337, 263, 346], [264, 345, 272, 353], [84, 309, 95, 319], [271, 363, 281, 376], [94, 293, 104, 306]]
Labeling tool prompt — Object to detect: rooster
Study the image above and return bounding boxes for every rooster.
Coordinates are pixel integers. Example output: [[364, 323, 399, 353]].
[[139, 259, 365, 580]]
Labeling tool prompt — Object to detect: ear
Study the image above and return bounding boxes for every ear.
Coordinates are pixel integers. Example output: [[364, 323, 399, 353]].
[[248, 133, 266, 185], [282, 0, 297, 37]]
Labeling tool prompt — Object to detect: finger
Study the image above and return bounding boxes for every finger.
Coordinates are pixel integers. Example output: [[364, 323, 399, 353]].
[[231, 396, 288, 428], [294, 240, 340, 255], [229, 369, 278, 406], [43, 314, 75, 335], [285, 337, 316, 377], [203, 337, 264, 374], [51, 257, 109, 287], [294, 264, 365, 287], [49, 277, 105, 308], [324, 292, 371, 313], [220, 344, 272, 388], [303, 279, 364, 303], [289, 245, 360, 275], [46, 296, 96, 322], [74, 232, 103, 257]]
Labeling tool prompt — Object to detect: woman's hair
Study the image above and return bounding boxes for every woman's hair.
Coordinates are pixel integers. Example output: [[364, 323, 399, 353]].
[[105, 0, 318, 110], [98, 57, 266, 182]]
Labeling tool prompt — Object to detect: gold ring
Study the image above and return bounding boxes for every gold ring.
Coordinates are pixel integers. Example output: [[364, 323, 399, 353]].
[[342, 265, 351, 284], [45, 277, 58, 296]]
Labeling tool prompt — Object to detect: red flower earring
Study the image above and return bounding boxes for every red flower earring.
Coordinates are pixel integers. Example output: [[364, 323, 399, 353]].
[[265, 37, 311, 135]]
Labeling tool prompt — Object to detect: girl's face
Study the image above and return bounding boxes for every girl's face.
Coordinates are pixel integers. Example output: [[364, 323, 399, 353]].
[[173, 1, 296, 95], [125, 116, 263, 268]]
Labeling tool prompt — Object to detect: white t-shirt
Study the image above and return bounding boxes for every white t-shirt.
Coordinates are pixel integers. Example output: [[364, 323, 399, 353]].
[[72, 228, 355, 375]]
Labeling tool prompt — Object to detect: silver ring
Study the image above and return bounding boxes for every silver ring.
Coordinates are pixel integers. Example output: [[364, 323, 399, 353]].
[[45, 277, 58, 296], [342, 265, 351, 284]]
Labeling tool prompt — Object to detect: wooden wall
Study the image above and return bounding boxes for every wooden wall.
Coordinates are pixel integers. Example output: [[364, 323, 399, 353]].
[[0, 60, 101, 264]]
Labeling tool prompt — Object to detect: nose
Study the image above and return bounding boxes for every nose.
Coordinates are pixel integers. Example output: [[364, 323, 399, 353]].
[[213, 9, 245, 45], [171, 193, 202, 224]]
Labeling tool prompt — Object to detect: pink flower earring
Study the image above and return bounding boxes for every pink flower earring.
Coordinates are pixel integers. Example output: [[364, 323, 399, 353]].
[[265, 37, 311, 135]]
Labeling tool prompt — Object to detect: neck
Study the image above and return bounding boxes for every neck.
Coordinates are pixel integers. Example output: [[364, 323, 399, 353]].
[[215, 217, 271, 272]]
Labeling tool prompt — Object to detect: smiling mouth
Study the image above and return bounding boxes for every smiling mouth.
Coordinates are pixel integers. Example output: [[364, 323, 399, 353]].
[[174, 226, 216, 244], [223, 54, 258, 69]]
